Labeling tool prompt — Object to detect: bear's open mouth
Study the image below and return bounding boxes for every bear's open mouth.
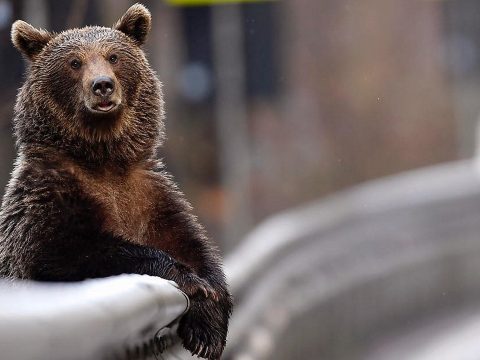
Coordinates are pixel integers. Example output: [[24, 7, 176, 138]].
[[93, 100, 117, 113]]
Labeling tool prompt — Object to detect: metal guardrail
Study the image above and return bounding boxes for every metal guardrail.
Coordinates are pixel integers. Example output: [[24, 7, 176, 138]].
[[363, 304, 480, 360], [226, 159, 480, 296], [0, 274, 189, 360], [223, 159, 480, 359]]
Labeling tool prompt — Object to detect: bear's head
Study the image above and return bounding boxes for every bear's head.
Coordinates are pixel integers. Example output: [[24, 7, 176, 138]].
[[11, 4, 164, 167]]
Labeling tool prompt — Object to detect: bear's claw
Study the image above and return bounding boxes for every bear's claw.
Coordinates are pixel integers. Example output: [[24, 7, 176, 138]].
[[178, 309, 225, 359], [178, 272, 219, 301]]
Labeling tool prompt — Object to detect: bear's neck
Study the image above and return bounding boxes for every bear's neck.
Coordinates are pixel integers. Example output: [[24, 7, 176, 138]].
[[21, 145, 160, 175]]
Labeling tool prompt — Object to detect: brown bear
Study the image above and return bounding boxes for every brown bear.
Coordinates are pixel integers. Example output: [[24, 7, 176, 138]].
[[0, 3, 232, 359]]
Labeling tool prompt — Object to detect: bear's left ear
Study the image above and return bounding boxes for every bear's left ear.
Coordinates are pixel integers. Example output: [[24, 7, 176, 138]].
[[11, 20, 53, 60], [114, 3, 151, 45]]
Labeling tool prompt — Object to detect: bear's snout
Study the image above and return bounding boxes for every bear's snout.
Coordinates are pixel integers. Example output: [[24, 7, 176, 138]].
[[84, 70, 121, 114], [81, 54, 122, 115], [92, 76, 114, 97]]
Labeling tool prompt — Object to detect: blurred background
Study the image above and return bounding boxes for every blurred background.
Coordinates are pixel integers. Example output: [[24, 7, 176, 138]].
[[2, 0, 476, 250], [3, 1, 480, 359]]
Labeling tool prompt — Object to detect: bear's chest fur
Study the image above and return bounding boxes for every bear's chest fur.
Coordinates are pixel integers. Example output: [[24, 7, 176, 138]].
[[70, 164, 157, 245]]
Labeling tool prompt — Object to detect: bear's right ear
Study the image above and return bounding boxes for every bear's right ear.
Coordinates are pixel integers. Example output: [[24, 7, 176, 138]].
[[11, 20, 53, 60]]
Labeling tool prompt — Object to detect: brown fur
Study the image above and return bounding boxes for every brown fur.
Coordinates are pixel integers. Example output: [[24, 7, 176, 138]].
[[0, 4, 231, 359], [56, 154, 154, 245]]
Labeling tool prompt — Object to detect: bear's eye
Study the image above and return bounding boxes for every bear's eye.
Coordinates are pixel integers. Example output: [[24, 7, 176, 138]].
[[70, 59, 82, 70], [109, 54, 118, 64]]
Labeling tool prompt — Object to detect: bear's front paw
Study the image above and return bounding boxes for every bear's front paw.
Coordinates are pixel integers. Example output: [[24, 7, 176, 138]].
[[178, 305, 226, 359], [178, 272, 219, 301]]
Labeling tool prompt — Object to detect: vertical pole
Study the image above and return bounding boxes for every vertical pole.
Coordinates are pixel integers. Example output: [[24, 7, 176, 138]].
[[212, 5, 252, 250]]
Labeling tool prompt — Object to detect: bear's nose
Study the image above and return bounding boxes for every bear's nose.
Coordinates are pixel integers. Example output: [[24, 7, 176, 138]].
[[92, 76, 114, 97]]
